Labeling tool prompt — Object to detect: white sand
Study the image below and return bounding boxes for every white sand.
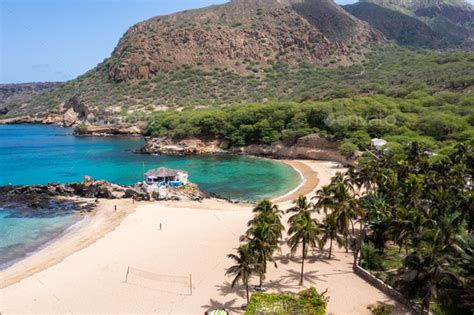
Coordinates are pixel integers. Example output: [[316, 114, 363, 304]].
[[0, 160, 409, 314]]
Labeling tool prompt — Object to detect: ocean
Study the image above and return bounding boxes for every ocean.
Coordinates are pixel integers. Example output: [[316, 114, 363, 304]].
[[0, 124, 300, 268]]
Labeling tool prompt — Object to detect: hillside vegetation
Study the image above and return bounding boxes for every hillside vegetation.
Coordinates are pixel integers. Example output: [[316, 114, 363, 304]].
[[15, 47, 474, 126], [3, 0, 473, 127], [345, 0, 474, 48], [0, 83, 60, 118], [144, 91, 474, 157]]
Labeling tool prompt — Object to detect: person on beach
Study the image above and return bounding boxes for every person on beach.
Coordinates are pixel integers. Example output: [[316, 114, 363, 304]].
[[114, 205, 117, 212]]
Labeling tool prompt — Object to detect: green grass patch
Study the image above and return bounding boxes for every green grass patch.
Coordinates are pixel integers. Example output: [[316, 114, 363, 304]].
[[245, 288, 328, 315]]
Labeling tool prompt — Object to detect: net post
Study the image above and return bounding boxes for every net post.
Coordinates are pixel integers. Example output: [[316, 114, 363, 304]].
[[124, 266, 130, 283], [190, 274, 193, 296]]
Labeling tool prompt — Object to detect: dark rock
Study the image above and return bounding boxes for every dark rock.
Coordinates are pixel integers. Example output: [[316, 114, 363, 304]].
[[123, 188, 149, 201], [63, 95, 90, 120], [0, 177, 209, 212]]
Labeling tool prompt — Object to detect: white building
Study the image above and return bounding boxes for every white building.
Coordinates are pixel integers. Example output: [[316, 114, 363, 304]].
[[143, 167, 188, 193]]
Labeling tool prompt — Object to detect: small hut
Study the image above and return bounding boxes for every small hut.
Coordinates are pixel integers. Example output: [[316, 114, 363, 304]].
[[144, 167, 188, 188]]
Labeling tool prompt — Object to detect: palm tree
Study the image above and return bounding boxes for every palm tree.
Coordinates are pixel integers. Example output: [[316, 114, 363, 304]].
[[396, 248, 460, 314], [315, 174, 361, 251], [243, 221, 278, 287], [354, 161, 379, 193], [387, 206, 422, 254], [226, 243, 257, 304], [314, 185, 334, 214], [360, 193, 392, 254], [253, 199, 281, 216], [367, 212, 392, 254], [457, 235, 474, 312], [287, 196, 320, 285], [318, 213, 345, 259], [248, 199, 284, 243], [243, 200, 284, 287], [396, 222, 462, 313], [288, 195, 316, 214]]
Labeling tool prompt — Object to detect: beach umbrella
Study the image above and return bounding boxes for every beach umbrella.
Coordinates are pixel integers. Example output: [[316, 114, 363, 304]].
[[207, 310, 229, 315]]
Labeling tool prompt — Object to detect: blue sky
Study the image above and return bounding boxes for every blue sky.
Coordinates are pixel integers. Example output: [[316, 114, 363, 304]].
[[0, 0, 471, 83]]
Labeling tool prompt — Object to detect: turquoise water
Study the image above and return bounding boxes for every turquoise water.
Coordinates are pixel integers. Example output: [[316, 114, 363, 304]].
[[0, 124, 300, 268], [0, 206, 79, 269], [0, 124, 299, 200]]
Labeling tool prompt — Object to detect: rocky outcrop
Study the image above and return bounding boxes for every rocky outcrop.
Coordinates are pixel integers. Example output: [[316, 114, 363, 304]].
[[73, 125, 141, 136], [139, 137, 227, 155], [0, 95, 94, 127], [0, 178, 148, 202], [53, 96, 92, 127], [0, 115, 46, 125], [230, 134, 353, 165], [0, 177, 210, 211], [140, 134, 355, 165], [63, 96, 89, 120]]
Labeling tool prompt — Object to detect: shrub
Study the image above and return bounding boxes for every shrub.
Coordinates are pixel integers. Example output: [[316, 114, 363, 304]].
[[245, 288, 328, 315], [74, 124, 88, 135], [418, 113, 467, 141], [361, 243, 384, 270], [348, 130, 371, 149], [368, 305, 391, 315], [339, 140, 358, 158]]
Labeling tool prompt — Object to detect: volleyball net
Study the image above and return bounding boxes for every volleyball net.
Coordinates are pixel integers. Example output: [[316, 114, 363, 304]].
[[123, 266, 193, 296]]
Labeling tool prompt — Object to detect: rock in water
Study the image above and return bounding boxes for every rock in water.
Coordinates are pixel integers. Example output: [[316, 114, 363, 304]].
[[0, 177, 209, 211]]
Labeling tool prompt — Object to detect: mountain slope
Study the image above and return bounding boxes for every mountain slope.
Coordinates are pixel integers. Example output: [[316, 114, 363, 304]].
[[3, 0, 387, 123], [0, 83, 61, 118], [107, 0, 383, 82], [344, 0, 474, 48], [3, 0, 473, 128]]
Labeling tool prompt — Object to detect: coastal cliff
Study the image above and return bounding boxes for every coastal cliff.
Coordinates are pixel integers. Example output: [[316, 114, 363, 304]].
[[0, 95, 142, 136], [140, 134, 354, 165], [0, 117, 141, 136]]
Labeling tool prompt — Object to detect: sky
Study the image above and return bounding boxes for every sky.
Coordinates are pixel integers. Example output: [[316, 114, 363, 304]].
[[0, 0, 471, 84]]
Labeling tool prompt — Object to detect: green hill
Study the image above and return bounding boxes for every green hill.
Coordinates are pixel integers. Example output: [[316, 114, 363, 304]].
[[345, 0, 474, 48]]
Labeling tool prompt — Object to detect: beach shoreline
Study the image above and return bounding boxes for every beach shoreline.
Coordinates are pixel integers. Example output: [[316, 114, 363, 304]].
[[0, 158, 319, 289], [0, 199, 138, 289], [1, 159, 410, 314]]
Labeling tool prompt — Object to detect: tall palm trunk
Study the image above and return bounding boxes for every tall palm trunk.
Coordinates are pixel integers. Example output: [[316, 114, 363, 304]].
[[345, 233, 349, 253], [259, 253, 266, 287], [328, 237, 333, 259], [353, 226, 367, 269], [245, 281, 249, 304], [300, 241, 306, 286]]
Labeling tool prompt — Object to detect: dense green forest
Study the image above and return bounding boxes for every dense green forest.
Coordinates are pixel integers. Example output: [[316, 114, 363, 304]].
[[144, 92, 474, 156]]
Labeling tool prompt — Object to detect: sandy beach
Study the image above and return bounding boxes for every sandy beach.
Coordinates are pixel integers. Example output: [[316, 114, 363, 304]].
[[0, 160, 409, 314]]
